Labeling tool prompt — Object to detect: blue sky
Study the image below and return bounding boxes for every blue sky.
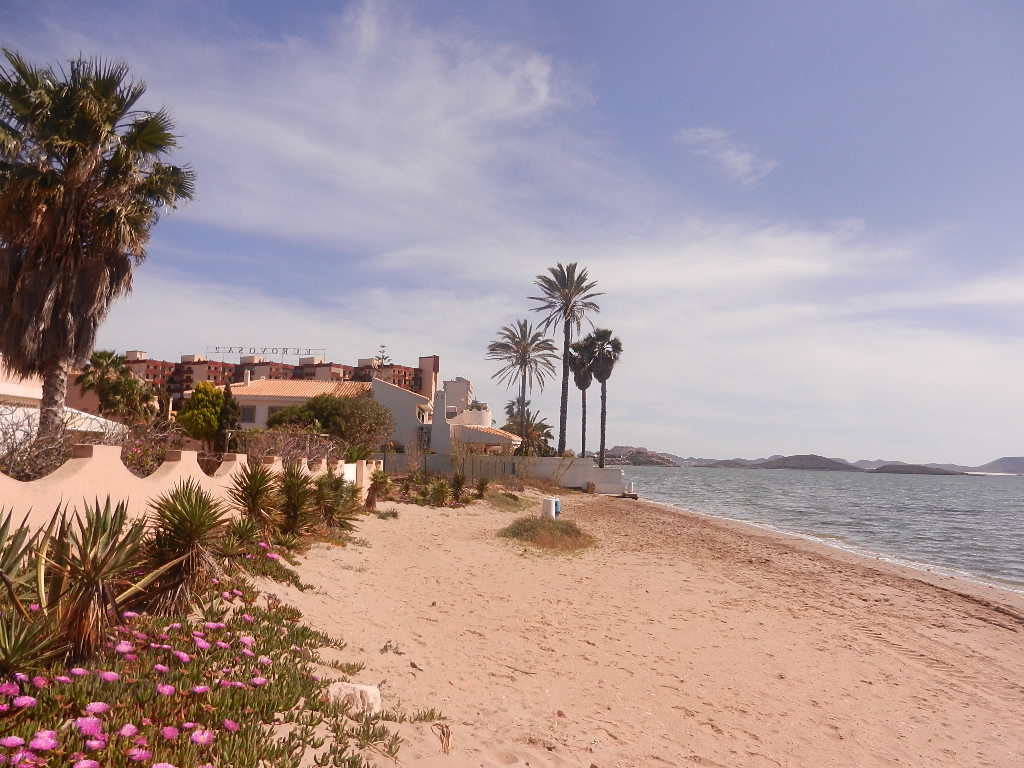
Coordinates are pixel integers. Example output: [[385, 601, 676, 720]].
[[6, 0, 1024, 464]]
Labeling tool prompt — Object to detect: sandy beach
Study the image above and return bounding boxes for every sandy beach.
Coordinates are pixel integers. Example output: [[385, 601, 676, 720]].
[[268, 491, 1024, 768]]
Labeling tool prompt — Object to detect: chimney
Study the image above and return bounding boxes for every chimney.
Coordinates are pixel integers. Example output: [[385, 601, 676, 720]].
[[243, 370, 251, 386]]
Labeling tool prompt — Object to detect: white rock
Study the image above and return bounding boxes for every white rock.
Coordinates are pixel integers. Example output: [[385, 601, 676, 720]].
[[328, 682, 382, 714]]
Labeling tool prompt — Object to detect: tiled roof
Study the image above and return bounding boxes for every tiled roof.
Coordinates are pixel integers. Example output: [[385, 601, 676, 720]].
[[458, 424, 523, 443], [227, 380, 372, 399]]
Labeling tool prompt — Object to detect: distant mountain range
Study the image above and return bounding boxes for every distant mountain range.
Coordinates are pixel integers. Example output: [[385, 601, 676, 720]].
[[626, 451, 1024, 475]]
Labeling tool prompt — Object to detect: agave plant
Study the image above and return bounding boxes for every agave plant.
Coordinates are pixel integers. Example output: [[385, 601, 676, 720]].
[[38, 499, 159, 660], [147, 479, 230, 614], [314, 470, 361, 532], [227, 461, 280, 532], [278, 462, 316, 536]]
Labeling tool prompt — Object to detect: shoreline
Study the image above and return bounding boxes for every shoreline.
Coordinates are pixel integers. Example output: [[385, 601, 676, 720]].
[[279, 490, 1024, 767], [637, 494, 1024, 610]]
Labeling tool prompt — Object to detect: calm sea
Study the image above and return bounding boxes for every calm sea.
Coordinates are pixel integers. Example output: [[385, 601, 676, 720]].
[[620, 465, 1024, 594]]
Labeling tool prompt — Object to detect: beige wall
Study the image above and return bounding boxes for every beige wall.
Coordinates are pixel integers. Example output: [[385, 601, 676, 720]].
[[0, 445, 380, 532]]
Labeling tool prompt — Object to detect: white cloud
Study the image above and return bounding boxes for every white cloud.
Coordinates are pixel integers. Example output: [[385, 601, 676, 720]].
[[676, 126, 779, 187]]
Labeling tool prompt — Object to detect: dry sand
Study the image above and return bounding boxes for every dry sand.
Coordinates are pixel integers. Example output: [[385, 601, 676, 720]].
[[270, 491, 1024, 767]]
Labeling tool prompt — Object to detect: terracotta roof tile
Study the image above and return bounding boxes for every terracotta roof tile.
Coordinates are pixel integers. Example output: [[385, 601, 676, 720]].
[[227, 380, 372, 399], [459, 424, 523, 442]]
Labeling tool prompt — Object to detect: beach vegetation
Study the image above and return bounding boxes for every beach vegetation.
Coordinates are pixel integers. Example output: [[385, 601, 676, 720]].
[[476, 477, 490, 498], [501, 397, 557, 455], [374, 508, 399, 519], [529, 263, 602, 455], [227, 461, 280, 532], [486, 320, 558, 451], [576, 328, 623, 468], [313, 468, 361, 531], [277, 462, 317, 536], [497, 515, 595, 552], [266, 393, 395, 454], [0, 51, 195, 438], [364, 469, 393, 511], [451, 472, 466, 503]]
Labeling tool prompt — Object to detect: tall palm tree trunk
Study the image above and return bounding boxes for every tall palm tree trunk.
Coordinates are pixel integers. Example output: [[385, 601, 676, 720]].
[[598, 380, 607, 469], [580, 389, 588, 459], [557, 319, 570, 455], [38, 361, 69, 439], [519, 372, 528, 451]]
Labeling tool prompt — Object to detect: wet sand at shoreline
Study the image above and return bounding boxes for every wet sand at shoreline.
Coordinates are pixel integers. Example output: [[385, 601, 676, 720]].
[[273, 491, 1024, 767]]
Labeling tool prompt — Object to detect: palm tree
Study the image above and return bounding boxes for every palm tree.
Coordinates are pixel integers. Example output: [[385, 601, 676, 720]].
[[0, 51, 195, 438], [529, 263, 602, 455], [75, 350, 130, 416], [578, 329, 622, 468], [502, 397, 556, 456], [486, 320, 558, 449], [568, 341, 594, 459]]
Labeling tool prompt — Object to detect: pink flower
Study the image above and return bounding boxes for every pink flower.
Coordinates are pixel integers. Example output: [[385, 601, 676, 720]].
[[118, 724, 139, 738], [221, 591, 233, 600], [191, 729, 215, 745], [70, 667, 89, 676], [192, 685, 210, 694], [124, 653, 138, 660], [12, 695, 36, 708], [152, 663, 169, 673], [151, 763, 178, 768], [203, 622, 225, 630], [257, 541, 268, 548], [266, 552, 280, 560], [194, 638, 211, 650], [192, 630, 205, 638], [182, 722, 198, 729], [238, 636, 255, 647], [31, 675, 48, 688], [156, 684, 175, 696], [222, 719, 240, 732], [98, 671, 120, 682], [241, 613, 254, 622], [29, 730, 58, 750], [216, 641, 230, 649], [258, 655, 272, 666], [172, 651, 190, 663], [55, 675, 72, 684], [85, 701, 110, 714], [123, 610, 139, 618], [76, 717, 104, 738], [231, 589, 243, 596], [126, 747, 151, 762], [28, 603, 40, 612], [115, 641, 134, 653], [240, 649, 255, 657], [85, 737, 106, 750], [160, 726, 179, 740], [250, 676, 268, 686], [0, 736, 24, 748], [169, 622, 182, 629], [74, 760, 100, 768]]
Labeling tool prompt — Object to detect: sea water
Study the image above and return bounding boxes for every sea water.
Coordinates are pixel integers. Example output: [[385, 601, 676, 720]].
[[621, 465, 1024, 593]]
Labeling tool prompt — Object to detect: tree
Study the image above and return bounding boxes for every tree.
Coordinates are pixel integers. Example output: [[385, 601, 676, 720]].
[[486, 319, 558, 450], [568, 341, 594, 458], [177, 382, 224, 447], [75, 350, 130, 416], [0, 51, 195, 438], [577, 329, 622, 468], [216, 382, 241, 452], [502, 397, 556, 456], [266, 393, 395, 452], [105, 374, 157, 423], [529, 263, 602, 455]]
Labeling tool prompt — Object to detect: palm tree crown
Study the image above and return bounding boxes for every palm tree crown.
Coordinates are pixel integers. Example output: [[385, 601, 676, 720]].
[[0, 50, 195, 436], [528, 262, 602, 455], [486, 320, 558, 448], [568, 340, 594, 458]]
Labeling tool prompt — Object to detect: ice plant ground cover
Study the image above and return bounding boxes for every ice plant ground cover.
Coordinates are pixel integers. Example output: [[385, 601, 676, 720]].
[[0, 578, 404, 768]]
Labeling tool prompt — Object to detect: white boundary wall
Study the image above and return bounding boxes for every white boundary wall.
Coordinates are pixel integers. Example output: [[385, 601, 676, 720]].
[[0, 445, 380, 531], [427, 454, 626, 494]]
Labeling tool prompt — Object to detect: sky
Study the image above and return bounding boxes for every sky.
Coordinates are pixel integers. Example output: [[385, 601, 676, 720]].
[[5, 0, 1024, 465]]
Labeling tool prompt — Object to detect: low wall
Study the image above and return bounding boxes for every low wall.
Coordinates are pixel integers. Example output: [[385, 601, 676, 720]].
[[0, 445, 381, 531], [427, 454, 627, 495]]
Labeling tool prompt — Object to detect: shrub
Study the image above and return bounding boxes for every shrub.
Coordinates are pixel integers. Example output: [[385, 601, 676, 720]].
[[364, 469, 392, 511], [475, 477, 490, 499], [426, 478, 452, 507], [451, 473, 466, 503], [227, 461, 280, 532], [313, 469, 361, 532], [277, 462, 316, 536], [497, 516, 595, 552]]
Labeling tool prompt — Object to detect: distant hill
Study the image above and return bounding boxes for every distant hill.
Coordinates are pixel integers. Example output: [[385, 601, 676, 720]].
[[755, 454, 862, 471], [853, 459, 908, 470], [973, 456, 1024, 474], [868, 464, 964, 475], [602, 446, 680, 467]]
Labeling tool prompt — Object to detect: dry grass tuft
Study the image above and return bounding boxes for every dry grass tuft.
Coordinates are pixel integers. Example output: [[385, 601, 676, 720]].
[[497, 516, 596, 552]]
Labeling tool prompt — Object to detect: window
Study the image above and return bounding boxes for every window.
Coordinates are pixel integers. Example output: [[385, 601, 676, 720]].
[[241, 407, 256, 423]]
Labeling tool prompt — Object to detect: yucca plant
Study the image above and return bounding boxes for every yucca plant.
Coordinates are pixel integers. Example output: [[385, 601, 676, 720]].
[[451, 473, 466, 504], [147, 479, 230, 614], [278, 462, 316, 536], [314, 470, 361, 532], [0, 612, 69, 675], [227, 461, 281, 532], [345, 445, 374, 462], [225, 515, 262, 546], [38, 499, 156, 660], [427, 478, 452, 508], [0, 508, 36, 618], [364, 469, 392, 512]]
